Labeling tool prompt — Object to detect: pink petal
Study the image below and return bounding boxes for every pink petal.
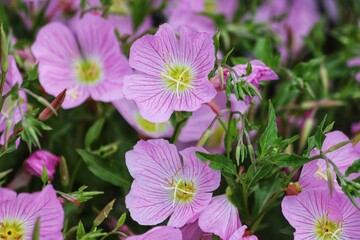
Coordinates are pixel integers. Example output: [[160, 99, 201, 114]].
[[199, 195, 241, 240], [129, 24, 178, 76], [123, 74, 175, 122], [32, 22, 81, 103], [125, 139, 182, 179], [125, 179, 173, 226], [127, 226, 182, 240]]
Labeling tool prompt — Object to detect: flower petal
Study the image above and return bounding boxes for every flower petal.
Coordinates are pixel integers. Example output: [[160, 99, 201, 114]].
[[199, 195, 241, 240], [127, 226, 182, 240]]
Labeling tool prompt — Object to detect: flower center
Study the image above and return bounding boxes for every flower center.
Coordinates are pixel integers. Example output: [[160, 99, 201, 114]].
[[136, 115, 168, 133], [205, 0, 216, 12], [162, 175, 196, 206], [314, 216, 342, 240], [162, 65, 194, 98], [75, 59, 102, 84], [0, 220, 25, 240]]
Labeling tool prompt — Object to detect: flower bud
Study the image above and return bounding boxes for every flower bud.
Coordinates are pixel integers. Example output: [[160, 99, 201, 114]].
[[286, 182, 302, 196], [0, 24, 9, 73], [38, 89, 66, 121], [24, 150, 61, 180]]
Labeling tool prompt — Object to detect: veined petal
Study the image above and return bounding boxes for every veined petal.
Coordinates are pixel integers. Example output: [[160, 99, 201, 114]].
[[199, 195, 241, 240], [179, 147, 221, 192], [125, 139, 182, 181], [129, 23, 178, 76], [125, 179, 173, 226], [32, 22, 80, 99], [123, 74, 175, 122], [179, 26, 215, 78], [127, 226, 182, 240]]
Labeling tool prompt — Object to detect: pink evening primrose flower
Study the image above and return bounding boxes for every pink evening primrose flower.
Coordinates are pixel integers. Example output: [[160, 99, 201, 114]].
[[32, 14, 131, 109], [230, 225, 258, 240], [299, 131, 360, 192], [282, 189, 360, 240], [113, 99, 173, 138], [126, 226, 182, 240], [198, 194, 242, 240], [0, 185, 64, 240], [24, 150, 61, 180], [123, 23, 217, 122], [125, 139, 221, 227]]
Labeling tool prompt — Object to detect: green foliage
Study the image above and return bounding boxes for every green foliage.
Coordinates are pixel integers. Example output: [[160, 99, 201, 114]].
[[85, 118, 105, 150], [196, 152, 237, 176], [77, 149, 131, 188], [258, 102, 278, 157]]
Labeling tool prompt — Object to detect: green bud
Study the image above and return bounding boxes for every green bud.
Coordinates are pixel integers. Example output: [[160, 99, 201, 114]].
[[60, 156, 69, 187], [0, 24, 8, 73], [197, 129, 212, 147], [93, 199, 116, 228]]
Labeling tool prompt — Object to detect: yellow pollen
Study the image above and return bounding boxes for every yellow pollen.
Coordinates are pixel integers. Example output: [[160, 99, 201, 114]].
[[162, 65, 194, 98], [75, 59, 102, 84], [161, 170, 196, 206], [314, 216, 342, 240], [0, 221, 25, 240]]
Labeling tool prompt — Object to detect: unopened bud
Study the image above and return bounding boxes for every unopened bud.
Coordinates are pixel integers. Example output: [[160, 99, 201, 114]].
[[300, 118, 315, 150], [38, 89, 66, 121], [326, 167, 335, 197], [286, 182, 302, 196], [1, 24, 9, 73], [197, 129, 212, 147], [60, 156, 69, 187], [93, 199, 116, 228]]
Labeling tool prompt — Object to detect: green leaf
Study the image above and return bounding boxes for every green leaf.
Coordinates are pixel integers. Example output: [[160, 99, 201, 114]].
[[258, 101, 278, 156], [31, 218, 40, 240], [114, 213, 127, 231], [221, 47, 234, 64], [247, 164, 274, 187], [85, 118, 105, 149], [346, 160, 360, 177], [28, 64, 39, 81], [195, 152, 237, 175], [129, 0, 149, 31], [77, 149, 131, 188], [268, 154, 310, 167], [76, 221, 85, 240]]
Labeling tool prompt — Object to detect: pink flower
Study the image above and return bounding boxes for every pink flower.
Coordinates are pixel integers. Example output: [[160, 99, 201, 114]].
[[0, 185, 64, 239], [230, 225, 258, 240], [24, 150, 61, 180], [181, 220, 212, 240], [32, 14, 131, 109], [112, 99, 173, 138], [123, 23, 217, 122], [299, 131, 360, 191], [232, 60, 279, 88], [282, 189, 360, 240], [125, 139, 221, 227], [127, 226, 182, 240], [198, 195, 242, 240], [0, 56, 27, 146]]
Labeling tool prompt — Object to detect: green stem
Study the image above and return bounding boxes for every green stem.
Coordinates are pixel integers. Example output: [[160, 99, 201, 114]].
[[170, 118, 188, 144]]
